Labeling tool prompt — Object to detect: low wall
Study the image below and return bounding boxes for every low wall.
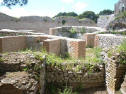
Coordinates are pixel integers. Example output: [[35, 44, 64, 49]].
[[0, 36, 27, 53], [95, 34, 126, 48], [46, 63, 105, 89], [49, 26, 98, 39]]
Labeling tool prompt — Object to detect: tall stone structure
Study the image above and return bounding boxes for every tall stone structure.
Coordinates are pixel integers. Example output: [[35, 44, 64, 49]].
[[115, 0, 126, 15]]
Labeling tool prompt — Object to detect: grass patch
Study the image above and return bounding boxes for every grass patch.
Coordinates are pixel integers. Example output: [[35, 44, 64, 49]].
[[85, 47, 103, 64]]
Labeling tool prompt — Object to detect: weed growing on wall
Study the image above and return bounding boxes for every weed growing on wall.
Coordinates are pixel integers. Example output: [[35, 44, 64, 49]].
[[62, 20, 66, 25], [0, 57, 4, 63], [118, 39, 126, 52], [59, 87, 78, 94], [115, 11, 126, 20], [69, 28, 77, 34], [80, 28, 86, 34]]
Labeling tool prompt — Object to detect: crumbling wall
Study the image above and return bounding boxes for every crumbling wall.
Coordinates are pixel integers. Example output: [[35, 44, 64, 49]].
[[95, 34, 126, 48], [104, 52, 126, 94], [46, 63, 105, 89]]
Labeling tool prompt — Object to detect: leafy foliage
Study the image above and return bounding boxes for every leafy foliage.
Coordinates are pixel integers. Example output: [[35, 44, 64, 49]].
[[78, 11, 98, 22], [118, 39, 126, 52], [2, 0, 28, 7], [59, 88, 78, 94], [99, 9, 114, 15]]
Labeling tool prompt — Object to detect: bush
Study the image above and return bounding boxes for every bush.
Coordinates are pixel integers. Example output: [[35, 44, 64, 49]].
[[62, 20, 66, 25], [69, 28, 76, 34]]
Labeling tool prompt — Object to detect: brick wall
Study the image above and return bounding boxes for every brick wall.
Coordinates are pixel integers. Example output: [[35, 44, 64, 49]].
[[43, 39, 61, 56], [0, 36, 27, 53], [67, 39, 86, 58], [84, 33, 96, 48], [105, 53, 126, 94]]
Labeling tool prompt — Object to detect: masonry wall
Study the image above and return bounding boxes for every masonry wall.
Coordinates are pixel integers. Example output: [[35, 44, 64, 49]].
[[95, 34, 126, 48], [105, 52, 126, 94], [46, 63, 105, 89], [43, 39, 61, 56], [84, 33, 96, 48], [0, 36, 27, 53]]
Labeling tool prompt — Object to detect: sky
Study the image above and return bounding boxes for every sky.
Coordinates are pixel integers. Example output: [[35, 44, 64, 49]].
[[0, 0, 119, 18]]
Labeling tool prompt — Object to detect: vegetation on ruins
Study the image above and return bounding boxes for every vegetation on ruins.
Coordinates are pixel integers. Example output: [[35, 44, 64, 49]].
[[0, 57, 4, 63], [107, 40, 126, 64], [62, 20, 66, 25], [59, 88, 78, 94], [115, 11, 126, 20], [99, 9, 114, 15]]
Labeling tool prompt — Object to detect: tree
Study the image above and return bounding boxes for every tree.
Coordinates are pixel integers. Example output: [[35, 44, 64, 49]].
[[54, 12, 78, 17], [78, 11, 98, 22], [1, 0, 28, 7], [99, 9, 114, 15]]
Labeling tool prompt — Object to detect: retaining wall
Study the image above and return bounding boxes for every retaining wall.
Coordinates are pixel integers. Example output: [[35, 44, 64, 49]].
[[46, 63, 105, 89]]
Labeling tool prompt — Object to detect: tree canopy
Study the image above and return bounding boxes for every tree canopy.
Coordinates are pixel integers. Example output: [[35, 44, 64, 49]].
[[78, 11, 98, 22], [99, 9, 114, 15], [54, 12, 78, 17], [2, 0, 28, 7]]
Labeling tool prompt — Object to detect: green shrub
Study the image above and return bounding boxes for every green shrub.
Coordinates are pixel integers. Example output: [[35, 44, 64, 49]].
[[59, 88, 78, 94], [118, 39, 126, 52], [69, 28, 77, 34], [62, 20, 66, 25], [0, 57, 4, 62]]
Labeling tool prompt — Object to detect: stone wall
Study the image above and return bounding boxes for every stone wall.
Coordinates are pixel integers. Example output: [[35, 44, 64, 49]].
[[0, 32, 86, 59], [115, 0, 126, 15], [49, 26, 99, 39], [46, 63, 105, 89], [95, 34, 126, 48]]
